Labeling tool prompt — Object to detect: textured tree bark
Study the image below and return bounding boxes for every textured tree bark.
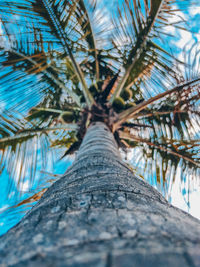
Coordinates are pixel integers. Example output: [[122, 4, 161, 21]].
[[0, 122, 200, 267]]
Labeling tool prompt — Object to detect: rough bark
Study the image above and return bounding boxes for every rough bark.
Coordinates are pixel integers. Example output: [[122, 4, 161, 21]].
[[0, 122, 200, 267]]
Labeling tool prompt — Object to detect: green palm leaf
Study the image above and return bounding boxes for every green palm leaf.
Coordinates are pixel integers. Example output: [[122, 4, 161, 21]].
[[1, 48, 81, 107], [0, 110, 78, 194], [109, 0, 189, 102], [119, 130, 200, 194], [114, 76, 200, 129], [0, 0, 96, 107]]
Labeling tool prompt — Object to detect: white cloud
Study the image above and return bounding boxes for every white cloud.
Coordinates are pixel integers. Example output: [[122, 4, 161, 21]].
[[189, 188, 200, 219], [0, 24, 2, 35], [174, 29, 193, 50], [163, 7, 194, 50], [189, 6, 200, 17], [164, 25, 176, 35], [19, 180, 30, 191], [0, 205, 9, 212], [0, 20, 8, 48], [8, 191, 16, 199], [170, 171, 200, 220]]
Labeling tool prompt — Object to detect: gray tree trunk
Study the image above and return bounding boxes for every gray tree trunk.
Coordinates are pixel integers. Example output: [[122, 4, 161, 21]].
[[0, 122, 200, 267]]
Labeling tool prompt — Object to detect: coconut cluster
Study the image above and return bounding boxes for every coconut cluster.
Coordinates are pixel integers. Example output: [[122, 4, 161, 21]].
[[113, 89, 134, 112]]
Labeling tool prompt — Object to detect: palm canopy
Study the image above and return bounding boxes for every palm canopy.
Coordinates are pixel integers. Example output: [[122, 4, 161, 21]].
[[0, 0, 200, 209]]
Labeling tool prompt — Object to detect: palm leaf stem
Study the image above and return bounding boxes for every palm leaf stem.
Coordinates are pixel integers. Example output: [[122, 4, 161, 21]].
[[33, 107, 81, 113], [0, 124, 78, 144], [0, 188, 48, 215], [109, 0, 164, 103], [118, 131, 200, 168], [133, 110, 190, 119], [42, 0, 94, 108], [39, 170, 61, 178], [114, 77, 200, 130], [78, 0, 99, 80], [20, 124, 78, 134]]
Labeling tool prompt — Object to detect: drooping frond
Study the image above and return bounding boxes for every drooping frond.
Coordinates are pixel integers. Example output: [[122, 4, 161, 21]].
[[119, 130, 200, 194], [0, 110, 78, 195], [0, 171, 61, 235]]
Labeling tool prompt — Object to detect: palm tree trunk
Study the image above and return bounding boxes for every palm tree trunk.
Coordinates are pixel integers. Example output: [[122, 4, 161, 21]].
[[0, 122, 200, 267]]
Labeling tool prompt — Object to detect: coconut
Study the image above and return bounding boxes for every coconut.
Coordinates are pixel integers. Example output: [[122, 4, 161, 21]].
[[61, 112, 74, 123], [113, 97, 125, 111], [97, 80, 103, 91], [89, 84, 99, 97], [120, 89, 133, 101]]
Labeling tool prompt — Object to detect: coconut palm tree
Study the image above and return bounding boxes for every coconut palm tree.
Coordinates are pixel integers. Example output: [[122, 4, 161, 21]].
[[0, 0, 200, 266]]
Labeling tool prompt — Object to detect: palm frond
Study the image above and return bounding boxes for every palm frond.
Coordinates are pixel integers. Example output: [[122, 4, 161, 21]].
[[75, 0, 99, 80], [0, 171, 61, 235], [0, 0, 96, 107], [114, 76, 200, 129], [119, 130, 200, 195], [27, 107, 80, 127], [2, 48, 81, 106], [109, 0, 191, 102], [0, 110, 78, 195], [109, 0, 163, 102], [119, 131, 200, 167]]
